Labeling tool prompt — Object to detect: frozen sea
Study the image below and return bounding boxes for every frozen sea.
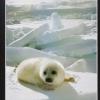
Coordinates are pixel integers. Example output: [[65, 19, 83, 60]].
[[5, 0, 97, 100]]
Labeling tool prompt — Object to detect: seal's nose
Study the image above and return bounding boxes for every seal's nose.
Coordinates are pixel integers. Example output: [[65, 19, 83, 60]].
[[46, 78, 53, 83]]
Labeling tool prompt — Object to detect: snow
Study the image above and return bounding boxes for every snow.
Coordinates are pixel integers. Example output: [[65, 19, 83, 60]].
[[6, 67, 97, 100], [66, 59, 87, 72], [6, 47, 96, 73]]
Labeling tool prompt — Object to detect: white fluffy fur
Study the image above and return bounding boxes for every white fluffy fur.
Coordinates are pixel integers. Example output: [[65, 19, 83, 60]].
[[16, 57, 65, 90]]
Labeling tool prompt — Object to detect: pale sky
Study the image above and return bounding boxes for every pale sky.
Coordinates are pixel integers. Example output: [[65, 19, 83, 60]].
[[6, 0, 58, 5], [6, 0, 96, 5]]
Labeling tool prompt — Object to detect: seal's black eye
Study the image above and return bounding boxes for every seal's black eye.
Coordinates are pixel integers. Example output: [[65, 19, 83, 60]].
[[43, 71, 47, 75], [52, 70, 57, 75]]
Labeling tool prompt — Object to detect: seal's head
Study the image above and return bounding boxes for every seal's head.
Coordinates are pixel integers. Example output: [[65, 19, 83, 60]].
[[39, 59, 65, 90]]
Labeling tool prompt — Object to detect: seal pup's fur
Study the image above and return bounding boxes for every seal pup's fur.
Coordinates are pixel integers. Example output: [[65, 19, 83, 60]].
[[16, 57, 75, 90]]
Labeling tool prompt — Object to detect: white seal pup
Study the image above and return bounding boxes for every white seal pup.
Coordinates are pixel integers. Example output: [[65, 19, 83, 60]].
[[16, 57, 75, 90]]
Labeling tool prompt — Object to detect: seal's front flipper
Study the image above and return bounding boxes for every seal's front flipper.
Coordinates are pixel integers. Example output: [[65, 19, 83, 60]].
[[64, 73, 76, 83]]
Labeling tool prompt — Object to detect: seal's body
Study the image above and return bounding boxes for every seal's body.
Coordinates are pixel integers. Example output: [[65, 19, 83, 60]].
[[16, 57, 65, 90]]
